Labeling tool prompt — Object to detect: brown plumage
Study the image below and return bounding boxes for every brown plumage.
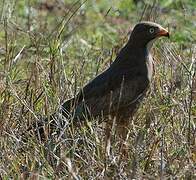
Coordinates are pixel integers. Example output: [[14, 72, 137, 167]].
[[34, 22, 169, 152]]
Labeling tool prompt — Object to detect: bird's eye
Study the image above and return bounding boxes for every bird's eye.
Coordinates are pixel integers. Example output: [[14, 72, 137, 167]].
[[149, 28, 155, 34]]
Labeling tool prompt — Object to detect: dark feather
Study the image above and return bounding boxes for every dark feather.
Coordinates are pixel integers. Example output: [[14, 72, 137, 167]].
[[30, 21, 169, 140]]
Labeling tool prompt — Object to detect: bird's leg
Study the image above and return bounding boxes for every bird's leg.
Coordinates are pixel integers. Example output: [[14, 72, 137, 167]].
[[116, 118, 129, 158], [105, 119, 113, 157], [104, 115, 117, 158], [104, 117, 116, 177]]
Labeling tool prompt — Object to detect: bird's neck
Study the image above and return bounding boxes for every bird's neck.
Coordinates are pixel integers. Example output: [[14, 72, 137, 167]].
[[127, 40, 151, 59], [111, 40, 153, 69], [111, 45, 149, 71], [127, 37, 156, 56]]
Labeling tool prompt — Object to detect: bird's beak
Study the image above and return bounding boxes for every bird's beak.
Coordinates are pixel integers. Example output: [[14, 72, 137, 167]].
[[157, 27, 169, 38]]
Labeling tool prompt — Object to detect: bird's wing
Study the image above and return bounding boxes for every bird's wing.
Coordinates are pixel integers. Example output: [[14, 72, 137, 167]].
[[82, 75, 148, 117], [66, 66, 149, 119], [61, 69, 111, 119]]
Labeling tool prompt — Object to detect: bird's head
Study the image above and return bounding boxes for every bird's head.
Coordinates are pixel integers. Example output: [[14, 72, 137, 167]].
[[130, 21, 169, 51]]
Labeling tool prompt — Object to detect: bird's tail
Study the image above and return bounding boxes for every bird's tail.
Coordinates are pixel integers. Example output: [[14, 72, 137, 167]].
[[26, 98, 75, 141]]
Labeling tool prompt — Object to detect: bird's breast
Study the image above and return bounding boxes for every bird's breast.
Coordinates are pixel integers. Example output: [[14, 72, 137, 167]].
[[146, 54, 154, 81]]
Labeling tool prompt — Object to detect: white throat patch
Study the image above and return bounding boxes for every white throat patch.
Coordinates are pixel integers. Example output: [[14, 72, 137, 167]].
[[146, 38, 158, 52]]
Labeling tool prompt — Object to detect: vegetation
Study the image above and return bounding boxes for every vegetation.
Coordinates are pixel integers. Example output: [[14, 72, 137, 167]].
[[0, 0, 195, 179]]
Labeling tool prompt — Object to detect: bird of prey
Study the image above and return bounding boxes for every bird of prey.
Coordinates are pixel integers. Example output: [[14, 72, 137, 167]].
[[35, 21, 169, 153]]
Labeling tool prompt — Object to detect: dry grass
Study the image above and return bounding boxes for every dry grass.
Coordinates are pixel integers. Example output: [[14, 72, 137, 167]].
[[0, 0, 195, 179]]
